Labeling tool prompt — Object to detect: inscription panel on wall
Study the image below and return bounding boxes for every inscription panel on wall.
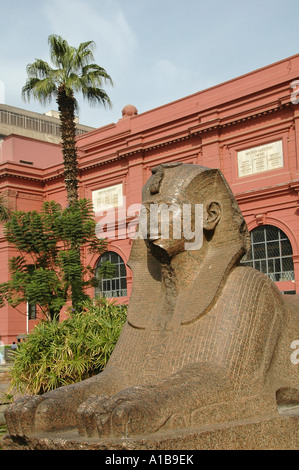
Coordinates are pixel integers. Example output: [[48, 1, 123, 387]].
[[92, 183, 123, 213], [237, 140, 283, 177]]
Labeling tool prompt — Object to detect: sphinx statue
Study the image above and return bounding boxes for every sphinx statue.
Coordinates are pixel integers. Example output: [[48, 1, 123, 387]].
[[4, 163, 299, 449]]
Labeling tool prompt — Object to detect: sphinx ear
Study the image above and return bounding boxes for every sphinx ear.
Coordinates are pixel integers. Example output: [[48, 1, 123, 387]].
[[203, 201, 221, 231]]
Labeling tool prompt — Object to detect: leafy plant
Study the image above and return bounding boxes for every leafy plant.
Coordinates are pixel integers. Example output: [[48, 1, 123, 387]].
[[8, 298, 127, 395], [0, 199, 109, 319]]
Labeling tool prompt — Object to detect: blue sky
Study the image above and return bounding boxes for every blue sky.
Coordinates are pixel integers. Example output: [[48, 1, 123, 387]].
[[1, 0, 299, 128]]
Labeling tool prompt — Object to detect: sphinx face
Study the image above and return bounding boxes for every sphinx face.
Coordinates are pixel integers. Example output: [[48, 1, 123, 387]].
[[141, 194, 198, 258], [140, 164, 225, 259]]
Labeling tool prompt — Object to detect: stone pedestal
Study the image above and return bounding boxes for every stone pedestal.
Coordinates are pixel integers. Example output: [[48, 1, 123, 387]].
[[3, 414, 298, 450]]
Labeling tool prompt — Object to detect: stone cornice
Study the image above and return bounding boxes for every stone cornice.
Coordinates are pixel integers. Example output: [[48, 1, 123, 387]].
[[0, 162, 44, 182], [0, 100, 295, 185], [235, 178, 299, 203], [115, 101, 293, 159]]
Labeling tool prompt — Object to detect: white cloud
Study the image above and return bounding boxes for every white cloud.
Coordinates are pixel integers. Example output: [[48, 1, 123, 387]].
[[43, 0, 137, 72], [3, 0, 299, 129]]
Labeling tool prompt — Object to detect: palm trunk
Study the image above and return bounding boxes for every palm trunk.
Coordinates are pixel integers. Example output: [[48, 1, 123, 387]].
[[57, 85, 85, 311], [57, 85, 79, 206]]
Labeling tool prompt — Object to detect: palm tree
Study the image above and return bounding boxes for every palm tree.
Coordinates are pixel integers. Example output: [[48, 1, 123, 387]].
[[22, 34, 113, 205]]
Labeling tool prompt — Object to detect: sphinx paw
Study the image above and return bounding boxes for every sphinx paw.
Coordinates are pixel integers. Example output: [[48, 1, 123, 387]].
[[77, 387, 165, 439], [5, 395, 43, 435]]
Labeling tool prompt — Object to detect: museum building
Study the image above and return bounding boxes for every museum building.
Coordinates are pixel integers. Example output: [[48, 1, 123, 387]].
[[1, 54, 299, 344]]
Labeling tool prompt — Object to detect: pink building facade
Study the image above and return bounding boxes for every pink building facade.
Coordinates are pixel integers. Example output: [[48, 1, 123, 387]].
[[1, 54, 299, 343]]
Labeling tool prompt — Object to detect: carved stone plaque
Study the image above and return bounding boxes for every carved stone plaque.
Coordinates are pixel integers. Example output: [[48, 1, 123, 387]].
[[237, 140, 283, 177], [92, 183, 123, 213]]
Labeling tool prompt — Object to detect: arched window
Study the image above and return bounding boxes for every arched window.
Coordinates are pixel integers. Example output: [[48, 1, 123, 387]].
[[241, 225, 294, 282], [95, 251, 127, 298]]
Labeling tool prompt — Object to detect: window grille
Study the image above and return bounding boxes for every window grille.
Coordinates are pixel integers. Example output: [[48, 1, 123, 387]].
[[241, 225, 294, 282], [95, 251, 127, 298]]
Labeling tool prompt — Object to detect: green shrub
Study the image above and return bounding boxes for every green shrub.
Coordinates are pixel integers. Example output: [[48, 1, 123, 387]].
[[9, 298, 127, 395]]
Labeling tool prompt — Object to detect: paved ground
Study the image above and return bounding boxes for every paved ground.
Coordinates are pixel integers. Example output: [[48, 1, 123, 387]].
[[0, 363, 12, 393], [0, 363, 13, 425]]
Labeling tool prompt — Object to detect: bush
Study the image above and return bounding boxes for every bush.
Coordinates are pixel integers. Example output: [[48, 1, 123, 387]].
[[9, 298, 127, 395]]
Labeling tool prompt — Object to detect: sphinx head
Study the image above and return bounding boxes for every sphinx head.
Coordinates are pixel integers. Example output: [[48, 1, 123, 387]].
[[141, 163, 250, 260]]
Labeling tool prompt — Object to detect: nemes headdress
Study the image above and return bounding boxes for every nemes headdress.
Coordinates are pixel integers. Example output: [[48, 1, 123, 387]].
[[127, 163, 250, 329]]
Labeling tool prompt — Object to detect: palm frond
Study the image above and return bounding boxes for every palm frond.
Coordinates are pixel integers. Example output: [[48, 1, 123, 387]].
[[81, 85, 112, 108], [48, 34, 70, 69], [23, 34, 112, 110], [81, 63, 113, 86], [74, 41, 95, 68], [22, 77, 57, 103], [26, 59, 53, 79]]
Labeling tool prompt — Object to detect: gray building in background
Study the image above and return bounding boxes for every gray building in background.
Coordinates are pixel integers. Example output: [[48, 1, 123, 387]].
[[0, 104, 94, 144]]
